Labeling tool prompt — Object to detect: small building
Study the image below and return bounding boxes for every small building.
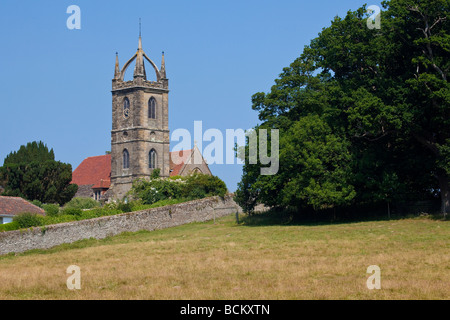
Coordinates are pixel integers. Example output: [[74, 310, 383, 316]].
[[0, 196, 46, 224]]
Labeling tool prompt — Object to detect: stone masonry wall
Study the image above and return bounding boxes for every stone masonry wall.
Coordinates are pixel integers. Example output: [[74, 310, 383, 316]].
[[0, 195, 242, 255]]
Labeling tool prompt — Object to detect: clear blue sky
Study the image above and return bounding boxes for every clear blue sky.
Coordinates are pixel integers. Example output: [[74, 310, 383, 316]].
[[0, 0, 381, 192]]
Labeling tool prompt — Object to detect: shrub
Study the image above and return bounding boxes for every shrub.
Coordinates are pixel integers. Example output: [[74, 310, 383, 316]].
[[151, 168, 161, 179], [0, 221, 20, 232], [117, 201, 133, 213], [64, 197, 100, 210], [13, 213, 44, 229], [31, 200, 43, 208], [182, 173, 228, 199], [130, 178, 183, 205], [129, 173, 227, 204], [89, 207, 122, 217], [42, 214, 77, 225], [60, 207, 83, 216], [42, 203, 60, 217], [86, 200, 137, 215]]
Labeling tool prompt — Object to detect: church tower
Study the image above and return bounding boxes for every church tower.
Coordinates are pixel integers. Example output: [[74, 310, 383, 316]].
[[110, 35, 169, 200]]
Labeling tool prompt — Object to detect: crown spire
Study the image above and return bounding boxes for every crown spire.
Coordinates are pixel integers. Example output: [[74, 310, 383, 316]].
[[138, 19, 142, 51], [160, 51, 166, 79], [114, 52, 121, 79], [113, 20, 167, 87], [134, 19, 146, 79]]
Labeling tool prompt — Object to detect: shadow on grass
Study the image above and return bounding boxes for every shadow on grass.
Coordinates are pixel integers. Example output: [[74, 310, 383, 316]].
[[238, 208, 448, 228]]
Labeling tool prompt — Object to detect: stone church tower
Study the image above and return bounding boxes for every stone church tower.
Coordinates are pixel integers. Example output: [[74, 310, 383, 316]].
[[110, 35, 170, 200]]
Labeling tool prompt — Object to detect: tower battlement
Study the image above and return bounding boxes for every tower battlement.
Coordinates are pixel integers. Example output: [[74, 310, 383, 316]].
[[112, 79, 168, 92]]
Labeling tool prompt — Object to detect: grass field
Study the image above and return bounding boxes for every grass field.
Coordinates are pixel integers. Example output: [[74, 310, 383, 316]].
[[0, 212, 448, 300]]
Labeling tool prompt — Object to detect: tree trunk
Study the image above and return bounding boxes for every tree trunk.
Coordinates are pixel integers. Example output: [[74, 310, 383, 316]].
[[438, 174, 450, 218], [387, 202, 391, 220], [413, 134, 449, 218]]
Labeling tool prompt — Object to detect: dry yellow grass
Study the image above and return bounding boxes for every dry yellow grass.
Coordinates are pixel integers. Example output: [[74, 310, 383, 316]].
[[0, 214, 448, 300]]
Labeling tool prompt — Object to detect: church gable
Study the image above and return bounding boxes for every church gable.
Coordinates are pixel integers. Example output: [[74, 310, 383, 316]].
[[170, 146, 212, 177], [169, 149, 192, 176]]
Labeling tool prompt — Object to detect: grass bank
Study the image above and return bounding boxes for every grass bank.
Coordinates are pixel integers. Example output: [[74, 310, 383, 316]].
[[0, 212, 448, 299]]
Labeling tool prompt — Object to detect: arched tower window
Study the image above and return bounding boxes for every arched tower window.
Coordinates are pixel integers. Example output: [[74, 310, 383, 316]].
[[123, 97, 130, 119], [123, 149, 130, 169], [149, 149, 157, 169], [148, 97, 156, 119]]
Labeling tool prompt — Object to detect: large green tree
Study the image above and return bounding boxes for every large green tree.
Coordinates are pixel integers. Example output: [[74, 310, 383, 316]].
[[0, 141, 78, 205], [236, 0, 449, 216], [3, 141, 55, 165]]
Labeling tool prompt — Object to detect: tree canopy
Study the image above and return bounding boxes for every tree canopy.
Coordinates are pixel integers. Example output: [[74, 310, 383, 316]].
[[236, 0, 449, 216], [3, 141, 55, 165], [0, 141, 78, 205]]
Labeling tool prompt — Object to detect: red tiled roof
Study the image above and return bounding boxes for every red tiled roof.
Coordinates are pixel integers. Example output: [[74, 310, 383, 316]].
[[92, 179, 111, 189], [169, 149, 192, 176], [72, 154, 111, 188], [0, 196, 45, 216]]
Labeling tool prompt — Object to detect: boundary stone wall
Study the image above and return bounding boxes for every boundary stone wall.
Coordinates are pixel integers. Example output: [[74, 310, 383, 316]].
[[0, 195, 241, 255]]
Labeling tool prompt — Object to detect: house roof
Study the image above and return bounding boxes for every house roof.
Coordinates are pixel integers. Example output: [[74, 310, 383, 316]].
[[71, 154, 111, 189], [169, 149, 192, 176], [0, 196, 45, 216], [92, 179, 111, 189]]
